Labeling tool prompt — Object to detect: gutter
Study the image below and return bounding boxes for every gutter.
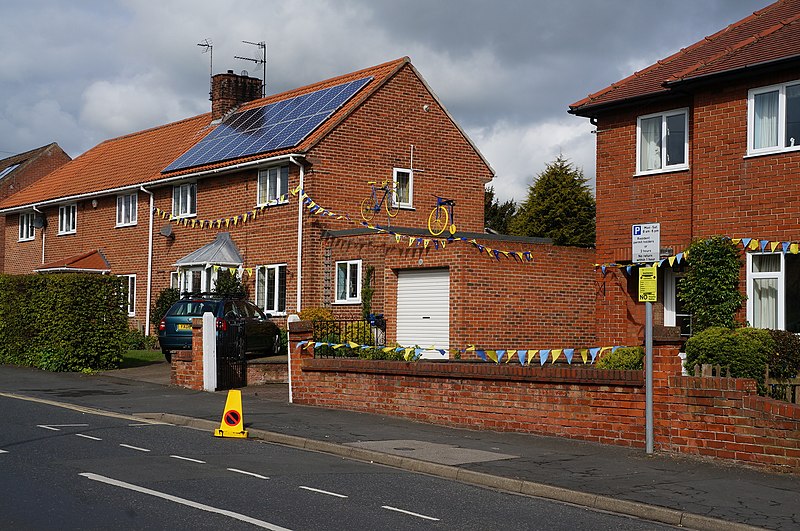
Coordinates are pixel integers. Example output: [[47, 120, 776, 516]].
[[0, 153, 306, 215], [288, 156, 305, 405], [140, 186, 154, 336]]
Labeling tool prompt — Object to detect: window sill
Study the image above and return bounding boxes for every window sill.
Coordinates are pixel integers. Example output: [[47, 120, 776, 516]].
[[744, 145, 800, 159], [255, 200, 289, 209], [634, 165, 689, 177], [332, 300, 361, 306], [173, 213, 197, 220], [18, 238, 35, 243], [395, 205, 415, 211], [115, 223, 138, 228], [57, 231, 76, 236]]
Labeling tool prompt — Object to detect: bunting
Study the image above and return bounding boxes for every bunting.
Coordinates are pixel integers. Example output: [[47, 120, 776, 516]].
[[152, 194, 288, 232]]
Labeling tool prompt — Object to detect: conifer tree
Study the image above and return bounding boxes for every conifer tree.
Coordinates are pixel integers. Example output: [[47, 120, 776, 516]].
[[509, 156, 595, 246], [484, 186, 516, 234]]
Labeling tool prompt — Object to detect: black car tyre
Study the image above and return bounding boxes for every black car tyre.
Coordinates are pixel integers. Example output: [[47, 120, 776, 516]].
[[162, 349, 172, 363]]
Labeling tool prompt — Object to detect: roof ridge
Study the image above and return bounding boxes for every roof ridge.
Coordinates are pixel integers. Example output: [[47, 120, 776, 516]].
[[666, 10, 800, 82]]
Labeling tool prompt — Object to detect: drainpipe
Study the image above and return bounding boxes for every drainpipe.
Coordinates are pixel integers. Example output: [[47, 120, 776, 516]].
[[140, 186, 154, 336], [289, 156, 305, 405], [32, 204, 45, 264]]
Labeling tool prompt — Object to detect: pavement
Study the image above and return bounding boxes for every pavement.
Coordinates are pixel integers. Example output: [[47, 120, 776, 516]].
[[2, 362, 799, 531]]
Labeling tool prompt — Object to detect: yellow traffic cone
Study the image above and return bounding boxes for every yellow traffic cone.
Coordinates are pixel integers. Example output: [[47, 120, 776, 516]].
[[214, 389, 248, 438]]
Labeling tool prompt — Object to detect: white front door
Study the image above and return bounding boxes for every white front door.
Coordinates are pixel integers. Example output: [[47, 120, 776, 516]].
[[396, 268, 450, 359]]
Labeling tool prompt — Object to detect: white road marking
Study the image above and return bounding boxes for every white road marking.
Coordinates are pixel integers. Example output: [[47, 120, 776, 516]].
[[298, 486, 348, 498], [128, 423, 155, 427], [170, 455, 206, 464], [76, 434, 102, 441], [80, 473, 292, 530], [37, 424, 89, 431], [227, 468, 269, 480], [119, 444, 150, 452], [382, 505, 440, 521], [0, 449, 7, 454]]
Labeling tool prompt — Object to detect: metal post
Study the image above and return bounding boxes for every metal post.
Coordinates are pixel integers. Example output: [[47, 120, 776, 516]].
[[202, 311, 217, 392], [645, 301, 654, 454]]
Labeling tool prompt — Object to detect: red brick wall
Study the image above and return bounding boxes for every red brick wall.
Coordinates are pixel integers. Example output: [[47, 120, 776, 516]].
[[324, 233, 597, 350], [288, 336, 800, 472], [593, 65, 800, 344]]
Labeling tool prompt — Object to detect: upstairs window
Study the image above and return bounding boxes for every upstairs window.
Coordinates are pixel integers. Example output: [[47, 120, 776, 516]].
[[172, 182, 197, 217], [255, 264, 287, 315], [116, 192, 138, 227], [636, 109, 688, 174], [257, 166, 289, 206], [747, 253, 800, 332], [393, 168, 413, 208], [335, 259, 361, 304], [58, 204, 76, 235], [748, 81, 800, 154], [18, 212, 35, 241]]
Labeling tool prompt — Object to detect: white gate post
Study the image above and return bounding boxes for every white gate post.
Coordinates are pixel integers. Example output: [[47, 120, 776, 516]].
[[202, 311, 217, 391]]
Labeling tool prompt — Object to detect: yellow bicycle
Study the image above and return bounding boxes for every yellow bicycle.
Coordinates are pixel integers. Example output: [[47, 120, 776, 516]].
[[360, 181, 399, 222], [428, 196, 456, 236]]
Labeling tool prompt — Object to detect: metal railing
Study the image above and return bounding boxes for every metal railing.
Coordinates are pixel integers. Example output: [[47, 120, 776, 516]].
[[311, 317, 387, 358]]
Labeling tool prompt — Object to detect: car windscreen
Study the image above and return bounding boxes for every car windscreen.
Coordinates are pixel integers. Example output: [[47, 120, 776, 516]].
[[167, 301, 217, 317]]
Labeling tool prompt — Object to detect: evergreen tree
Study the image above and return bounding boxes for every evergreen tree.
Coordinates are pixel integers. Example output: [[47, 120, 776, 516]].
[[509, 156, 595, 246], [484, 186, 516, 234]]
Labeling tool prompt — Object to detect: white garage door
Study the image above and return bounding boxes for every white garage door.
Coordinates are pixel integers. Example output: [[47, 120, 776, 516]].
[[396, 268, 450, 359]]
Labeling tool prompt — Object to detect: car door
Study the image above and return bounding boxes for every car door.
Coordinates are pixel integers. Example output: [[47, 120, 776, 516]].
[[235, 300, 265, 354]]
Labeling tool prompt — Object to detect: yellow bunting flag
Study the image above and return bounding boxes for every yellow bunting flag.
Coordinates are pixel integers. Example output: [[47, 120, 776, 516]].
[[792, 243, 800, 254], [526, 350, 537, 365], [487, 350, 498, 363], [770, 241, 780, 252], [748, 239, 759, 250], [580, 349, 588, 364], [551, 349, 562, 364]]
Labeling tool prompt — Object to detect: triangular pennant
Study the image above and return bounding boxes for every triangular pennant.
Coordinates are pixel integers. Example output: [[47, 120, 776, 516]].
[[581, 349, 588, 364], [563, 348, 574, 364], [675, 253, 684, 264], [496, 350, 505, 363], [770, 241, 780, 252], [589, 347, 601, 363], [506, 350, 517, 363], [539, 349, 550, 366], [782, 242, 791, 254], [792, 243, 800, 254], [668, 256, 676, 267], [731, 238, 741, 246], [551, 349, 562, 364], [476, 350, 487, 362], [526, 349, 537, 364], [759, 240, 769, 252], [742, 237, 752, 249], [518, 350, 526, 365], [487, 350, 498, 363]]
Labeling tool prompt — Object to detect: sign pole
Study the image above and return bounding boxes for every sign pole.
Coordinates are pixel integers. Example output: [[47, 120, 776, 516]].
[[645, 301, 653, 454]]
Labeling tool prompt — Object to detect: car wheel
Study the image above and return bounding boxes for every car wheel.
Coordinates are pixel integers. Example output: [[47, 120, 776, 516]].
[[162, 350, 172, 363]]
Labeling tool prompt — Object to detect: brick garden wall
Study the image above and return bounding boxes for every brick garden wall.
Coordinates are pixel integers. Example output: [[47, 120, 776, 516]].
[[288, 327, 800, 472]]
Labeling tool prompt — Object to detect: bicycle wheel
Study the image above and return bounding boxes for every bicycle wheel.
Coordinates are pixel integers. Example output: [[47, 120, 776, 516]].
[[360, 198, 376, 222], [386, 197, 399, 218], [428, 205, 449, 236]]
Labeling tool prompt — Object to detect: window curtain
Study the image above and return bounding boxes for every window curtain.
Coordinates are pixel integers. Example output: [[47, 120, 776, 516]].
[[754, 91, 778, 149], [336, 263, 347, 300], [640, 116, 661, 171], [753, 277, 778, 329]]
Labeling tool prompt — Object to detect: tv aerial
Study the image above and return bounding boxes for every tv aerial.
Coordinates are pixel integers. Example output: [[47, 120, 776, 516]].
[[235, 40, 267, 97], [197, 39, 213, 99]]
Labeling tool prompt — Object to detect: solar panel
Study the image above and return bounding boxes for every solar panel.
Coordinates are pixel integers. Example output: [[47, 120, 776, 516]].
[[164, 76, 373, 173]]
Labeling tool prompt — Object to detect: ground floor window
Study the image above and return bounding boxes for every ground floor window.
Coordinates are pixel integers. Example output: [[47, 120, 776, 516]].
[[335, 259, 361, 303], [663, 267, 691, 337], [118, 274, 136, 316], [255, 264, 287, 315], [747, 252, 800, 332]]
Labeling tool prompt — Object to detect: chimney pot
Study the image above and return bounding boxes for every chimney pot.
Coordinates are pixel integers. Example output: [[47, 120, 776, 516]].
[[210, 71, 263, 120]]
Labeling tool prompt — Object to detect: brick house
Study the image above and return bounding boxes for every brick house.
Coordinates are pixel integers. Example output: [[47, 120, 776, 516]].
[[0, 57, 596, 352], [569, 0, 800, 346], [0, 143, 71, 273]]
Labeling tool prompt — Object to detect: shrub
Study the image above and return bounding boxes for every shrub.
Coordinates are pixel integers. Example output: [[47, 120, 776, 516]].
[[765, 329, 800, 399], [213, 269, 246, 297], [596, 347, 644, 370], [125, 328, 158, 350], [298, 306, 334, 322], [277, 327, 288, 356], [684, 326, 773, 394], [151, 287, 180, 330]]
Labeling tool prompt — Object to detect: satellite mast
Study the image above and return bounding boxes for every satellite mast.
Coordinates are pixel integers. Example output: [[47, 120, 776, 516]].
[[197, 39, 213, 99], [235, 40, 266, 97]]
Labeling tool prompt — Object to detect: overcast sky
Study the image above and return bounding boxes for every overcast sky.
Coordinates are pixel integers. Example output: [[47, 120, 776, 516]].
[[0, 0, 767, 204]]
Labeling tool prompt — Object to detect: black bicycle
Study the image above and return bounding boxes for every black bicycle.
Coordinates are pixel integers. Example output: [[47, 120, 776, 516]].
[[360, 181, 399, 222]]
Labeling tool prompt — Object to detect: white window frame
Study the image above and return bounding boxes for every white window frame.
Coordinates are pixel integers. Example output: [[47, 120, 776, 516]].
[[392, 168, 413, 208], [116, 192, 138, 227], [747, 80, 800, 156], [58, 204, 76, 235], [18, 212, 35, 242], [257, 165, 289, 206], [746, 252, 784, 330], [119, 274, 136, 317], [172, 182, 197, 218], [635, 108, 689, 175], [255, 264, 287, 315], [335, 259, 362, 304]]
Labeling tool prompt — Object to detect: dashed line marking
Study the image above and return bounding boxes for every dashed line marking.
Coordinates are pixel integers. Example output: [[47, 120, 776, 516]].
[[382, 505, 439, 521], [37, 424, 89, 431], [0, 449, 7, 454], [170, 455, 206, 464], [76, 434, 102, 441], [119, 444, 150, 452], [227, 468, 269, 480], [298, 486, 348, 498], [80, 473, 291, 530]]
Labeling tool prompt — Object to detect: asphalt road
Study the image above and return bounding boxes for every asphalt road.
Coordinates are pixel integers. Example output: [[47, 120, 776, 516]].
[[0, 395, 677, 530]]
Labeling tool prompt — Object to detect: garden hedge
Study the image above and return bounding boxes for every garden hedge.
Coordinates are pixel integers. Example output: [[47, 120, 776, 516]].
[[0, 274, 128, 372]]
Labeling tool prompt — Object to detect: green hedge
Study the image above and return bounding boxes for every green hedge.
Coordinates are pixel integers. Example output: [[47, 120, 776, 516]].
[[596, 346, 644, 370], [0, 274, 129, 372]]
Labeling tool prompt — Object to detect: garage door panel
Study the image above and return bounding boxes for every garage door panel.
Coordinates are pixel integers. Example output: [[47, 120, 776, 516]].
[[396, 269, 449, 358]]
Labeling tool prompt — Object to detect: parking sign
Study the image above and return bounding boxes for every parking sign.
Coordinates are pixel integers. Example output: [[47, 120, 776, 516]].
[[632, 223, 660, 263]]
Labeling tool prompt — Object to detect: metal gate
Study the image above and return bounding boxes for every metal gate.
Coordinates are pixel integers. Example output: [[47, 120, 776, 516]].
[[216, 320, 246, 390]]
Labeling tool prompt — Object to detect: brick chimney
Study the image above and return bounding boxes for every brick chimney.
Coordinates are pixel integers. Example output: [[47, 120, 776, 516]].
[[210, 70, 263, 120]]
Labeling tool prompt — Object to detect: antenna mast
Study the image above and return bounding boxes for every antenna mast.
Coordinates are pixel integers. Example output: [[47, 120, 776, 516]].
[[197, 39, 213, 99], [235, 40, 267, 97]]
